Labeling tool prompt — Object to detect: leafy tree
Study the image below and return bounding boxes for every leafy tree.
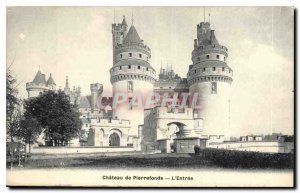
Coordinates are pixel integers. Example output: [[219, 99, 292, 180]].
[[19, 113, 42, 153], [6, 68, 18, 122], [23, 90, 82, 146], [6, 67, 20, 156]]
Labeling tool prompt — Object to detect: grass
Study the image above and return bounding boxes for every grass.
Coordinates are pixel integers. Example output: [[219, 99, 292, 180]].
[[16, 153, 215, 169], [9, 152, 294, 170]]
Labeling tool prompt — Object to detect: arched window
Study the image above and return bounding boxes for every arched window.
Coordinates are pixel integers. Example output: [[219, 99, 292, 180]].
[[109, 132, 120, 146]]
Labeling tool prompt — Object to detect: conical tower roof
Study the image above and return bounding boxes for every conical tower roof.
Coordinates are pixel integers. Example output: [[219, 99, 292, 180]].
[[123, 25, 141, 44], [121, 16, 127, 26], [46, 73, 56, 85], [32, 70, 46, 84]]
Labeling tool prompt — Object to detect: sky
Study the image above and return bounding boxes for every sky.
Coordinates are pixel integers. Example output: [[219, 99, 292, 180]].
[[6, 7, 294, 136]]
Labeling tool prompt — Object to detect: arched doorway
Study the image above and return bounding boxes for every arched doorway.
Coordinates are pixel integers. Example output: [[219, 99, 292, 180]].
[[98, 129, 104, 146], [166, 122, 186, 153], [109, 132, 120, 146], [167, 122, 186, 138]]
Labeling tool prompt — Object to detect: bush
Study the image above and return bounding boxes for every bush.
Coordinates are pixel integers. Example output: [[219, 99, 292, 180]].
[[194, 145, 201, 155], [202, 148, 294, 169]]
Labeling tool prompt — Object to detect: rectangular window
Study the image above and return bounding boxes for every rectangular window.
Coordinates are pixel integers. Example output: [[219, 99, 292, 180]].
[[128, 65, 131, 69], [139, 54, 142, 58], [138, 66, 140, 69], [213, 67, 216, 71], [120, 54, 122, 58], [146, 67, 148, 71], [222, 67, 225, 71], [128, 97, 133, 110], [119, 66, 122, 70], [128, 81, 133, 92], [224, 57, 226, 61], [211, 82, 217, 94], [216, 55, 220, 59], [129, 53, 132, 57], [202, 68, 206, 72], [206, 55, 209, 59]]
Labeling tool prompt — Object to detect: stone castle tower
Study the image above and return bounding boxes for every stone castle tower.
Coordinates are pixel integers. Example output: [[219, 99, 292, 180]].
[[110, 16, 156, 135], [187, 22, 233, 139], [26, 70, 56, 98], [90, 83, 103, 113]]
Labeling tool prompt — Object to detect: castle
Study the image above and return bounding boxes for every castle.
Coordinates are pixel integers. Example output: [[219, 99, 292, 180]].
[[26, 16, 233, 153]]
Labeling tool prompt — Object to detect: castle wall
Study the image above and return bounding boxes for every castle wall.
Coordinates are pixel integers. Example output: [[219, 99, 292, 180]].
[[141, 109, 158, 152], [208, 141, 290, 153], [112, 79, 154, 136], [87, 118, 131, 146], [189, 81, 231, 138]]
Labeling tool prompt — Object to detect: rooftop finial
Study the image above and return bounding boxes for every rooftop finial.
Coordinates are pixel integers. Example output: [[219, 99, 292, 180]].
[[65, 76, 69, 89], [209, 13, 211, 23], [131, 11, 134, 25], [113, 8, 115, 23], [204, 7, 206, 22], [38, 65, 40, 71]]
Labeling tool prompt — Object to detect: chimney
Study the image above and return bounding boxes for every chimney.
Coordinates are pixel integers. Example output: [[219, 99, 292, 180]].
[[210, 30, 218, 45], [194, 39, 198, 49]]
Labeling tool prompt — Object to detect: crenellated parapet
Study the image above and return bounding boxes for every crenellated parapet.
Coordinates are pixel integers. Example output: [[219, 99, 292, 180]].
[[110, 72, 156, 84], [90, 117, 131, 128], [187, 61, 233, 86], [188, 75, 233, 86], [192, 44, 228, 64], [115, 42, 151, 57]]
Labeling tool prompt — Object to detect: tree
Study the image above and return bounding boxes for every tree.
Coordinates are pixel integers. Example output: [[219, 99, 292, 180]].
[[23, 90, 82, 146], [6, 68, 18, 123], [6, 67, 20, 155], [6, 67, 22, 168], [19, 113, 42, 154]]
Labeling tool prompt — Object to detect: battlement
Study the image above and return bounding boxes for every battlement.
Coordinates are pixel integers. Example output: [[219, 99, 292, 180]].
[[197, 22, 210, 29], [112, 23, 124, 29], [90, 83, 103, 92], [90, 117, 131, 127], [115, 42, 151, 56], [193, 44, 228, 57]]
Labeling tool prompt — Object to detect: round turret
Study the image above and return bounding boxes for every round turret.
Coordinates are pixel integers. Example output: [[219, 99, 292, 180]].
[[110, 20, 156, 136], [187, 22, 233, 140], [26, 70, 55, 98]]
